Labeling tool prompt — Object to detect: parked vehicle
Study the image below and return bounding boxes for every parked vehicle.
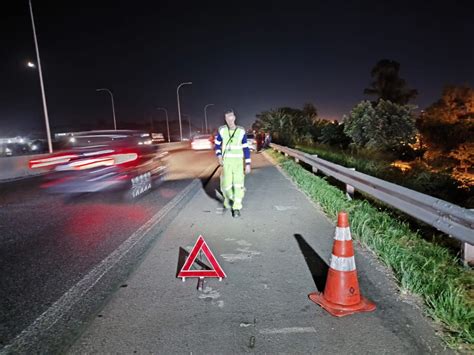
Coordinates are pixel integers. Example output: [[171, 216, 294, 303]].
[[191, 134, 214, 150], [29, 130, 167, 199], [246, 133, 257, 151], [151, 132, 165, 144]]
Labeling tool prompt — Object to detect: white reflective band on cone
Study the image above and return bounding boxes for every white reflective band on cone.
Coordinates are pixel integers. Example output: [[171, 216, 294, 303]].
[[334, 227, 352, 241], [330, 255, 356, 271]]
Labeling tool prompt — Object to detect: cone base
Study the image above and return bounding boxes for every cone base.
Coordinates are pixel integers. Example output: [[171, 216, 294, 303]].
[[308, 291, 376, 317]]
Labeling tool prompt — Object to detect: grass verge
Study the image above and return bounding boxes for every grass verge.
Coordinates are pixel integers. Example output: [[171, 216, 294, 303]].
[[268, 149, 474, 351]]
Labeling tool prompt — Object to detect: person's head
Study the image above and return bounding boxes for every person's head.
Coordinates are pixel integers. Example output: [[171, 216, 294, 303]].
[[224, 110, 236, 128]]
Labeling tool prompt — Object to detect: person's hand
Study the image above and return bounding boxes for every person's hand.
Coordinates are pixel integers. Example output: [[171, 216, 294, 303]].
[[218, 156, 223, 166], [245, 164, 251, 175]]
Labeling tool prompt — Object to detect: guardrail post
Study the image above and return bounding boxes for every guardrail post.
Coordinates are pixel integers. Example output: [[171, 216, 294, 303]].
[[311, 155, 318, 173], [346, 168, 356, 199], [284, 152, 288, 157], [462, 210, 474, 267], [462, 242, 474, 267]]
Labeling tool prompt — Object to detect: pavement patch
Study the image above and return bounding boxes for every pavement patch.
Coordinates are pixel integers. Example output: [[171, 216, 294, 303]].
[[274, 205, 299, 211], [235, 240, 252, 247], [198, 287, 224, 308], [221, 247, 261, 262], [259, 327, 317, 335], [240, 323, 253, 328]]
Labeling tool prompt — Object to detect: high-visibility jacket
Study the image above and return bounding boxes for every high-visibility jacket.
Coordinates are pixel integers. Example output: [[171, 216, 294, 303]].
[[214, 125, 251, 165]]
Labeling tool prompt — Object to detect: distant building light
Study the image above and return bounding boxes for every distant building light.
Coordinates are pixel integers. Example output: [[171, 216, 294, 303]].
[[70, 137, 76, 143], [31, 144, 38, 151], [27, 62, 35, 68]]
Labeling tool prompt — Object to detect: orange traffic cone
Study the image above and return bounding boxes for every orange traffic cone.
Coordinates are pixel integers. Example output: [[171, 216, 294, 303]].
[[309, 211, 376, 317]]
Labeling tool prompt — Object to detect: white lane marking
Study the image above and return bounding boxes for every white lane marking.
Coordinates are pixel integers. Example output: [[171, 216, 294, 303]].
[[1, 179, 201, 353], [274, 205, 299, 211], [235, 240, 252, 246], [259, 327, 317, 335]]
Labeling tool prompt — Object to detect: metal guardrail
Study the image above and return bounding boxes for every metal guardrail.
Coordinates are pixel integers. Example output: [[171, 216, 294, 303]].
[[271, 143, 474, 245]]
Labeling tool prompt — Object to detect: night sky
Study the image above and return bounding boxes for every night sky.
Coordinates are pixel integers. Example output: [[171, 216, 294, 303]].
[[1, 0, 473, 137]]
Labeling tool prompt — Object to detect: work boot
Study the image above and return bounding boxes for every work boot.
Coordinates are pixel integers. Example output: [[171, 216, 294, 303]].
[[232, 209, 241, 218]]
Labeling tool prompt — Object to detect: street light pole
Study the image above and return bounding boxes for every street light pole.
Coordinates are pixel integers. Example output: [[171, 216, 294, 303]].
[[96, 88, 117, 130], [156, 107, 170, 142], [204, 103, 214, 134], [29, 0, 52, 153], [183, 114, 192, 139], [176, 81, 192, 141], [189, 115, 192, 139]]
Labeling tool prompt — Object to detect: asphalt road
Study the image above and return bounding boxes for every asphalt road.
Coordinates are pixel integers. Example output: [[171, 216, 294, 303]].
[[69, 152, 448, 354], [0, 148, 217, 348]]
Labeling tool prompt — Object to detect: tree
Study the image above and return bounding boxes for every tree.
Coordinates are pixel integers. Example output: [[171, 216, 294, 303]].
[[364, 59, 418, 105], [253, 105, 319, 146], [449, 142, 474, 173], [343, 100, 417, 152], [418, 85, 474, 152], [342, 101, 375, 148], [319, 121, 351, 148], [302, 103, 318, 121], [253, 108, 294, 146]]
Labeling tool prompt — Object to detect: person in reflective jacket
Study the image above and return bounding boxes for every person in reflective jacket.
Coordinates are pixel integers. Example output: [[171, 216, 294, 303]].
[[214, 110, 251, 218]]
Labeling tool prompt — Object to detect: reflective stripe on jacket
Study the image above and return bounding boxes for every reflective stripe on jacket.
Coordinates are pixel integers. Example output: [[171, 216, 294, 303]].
[[214, 125, 251, 164]]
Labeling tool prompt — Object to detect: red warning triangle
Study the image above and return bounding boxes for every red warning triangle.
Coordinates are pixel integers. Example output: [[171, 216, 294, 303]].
[[178, 235, 226, 280]]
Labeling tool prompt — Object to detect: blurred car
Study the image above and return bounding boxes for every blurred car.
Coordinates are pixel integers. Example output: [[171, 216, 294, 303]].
[[191, 134, 214, 150], [246, 133, 257, 151], [29, 130, 167, 199], [151, 132, 165, 144]]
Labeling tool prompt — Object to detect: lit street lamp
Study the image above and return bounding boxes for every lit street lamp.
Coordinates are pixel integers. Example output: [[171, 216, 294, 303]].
[[204, 103, 214, 134], [28, 0, 52, 153], [27, 61, 35, 68], [96, 88, 117, 130], [176, 81, 192, 141], [156, 107, 170, 142]]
